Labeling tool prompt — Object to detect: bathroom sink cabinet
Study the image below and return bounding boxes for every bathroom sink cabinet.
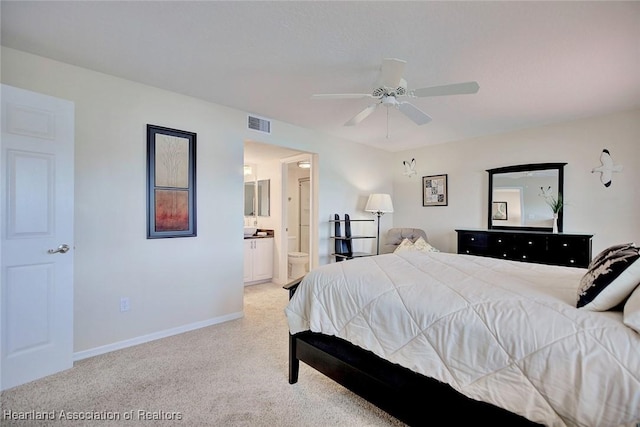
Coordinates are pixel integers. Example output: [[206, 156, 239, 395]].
[[244, 237, 273, 285]]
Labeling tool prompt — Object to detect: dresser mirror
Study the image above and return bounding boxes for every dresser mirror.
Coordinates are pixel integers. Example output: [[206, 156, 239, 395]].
[[487, 163, 566, 232]]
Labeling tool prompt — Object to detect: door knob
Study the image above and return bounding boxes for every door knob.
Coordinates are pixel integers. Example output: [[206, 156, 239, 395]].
[[48, 244, 70, 254]]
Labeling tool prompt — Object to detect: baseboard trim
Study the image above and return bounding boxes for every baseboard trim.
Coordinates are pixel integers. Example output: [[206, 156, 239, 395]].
[[73, 311, 244, 361]]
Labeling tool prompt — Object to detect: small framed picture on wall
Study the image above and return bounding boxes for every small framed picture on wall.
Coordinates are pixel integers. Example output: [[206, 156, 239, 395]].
[[422, 174, 448, 207]]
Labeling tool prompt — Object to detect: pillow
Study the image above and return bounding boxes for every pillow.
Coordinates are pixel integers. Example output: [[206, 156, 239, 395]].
[[394, 237, 439, 254], [413, 236, 440, 253], [577, 243, 640, 311], [623, 285, 640, 333], [589, 242, 636, 268], [393, 238, 415, 253]]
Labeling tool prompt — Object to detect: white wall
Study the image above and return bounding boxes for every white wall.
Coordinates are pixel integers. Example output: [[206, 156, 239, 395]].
[[393, 109, 640, 255], [1, 47, 393, 354]]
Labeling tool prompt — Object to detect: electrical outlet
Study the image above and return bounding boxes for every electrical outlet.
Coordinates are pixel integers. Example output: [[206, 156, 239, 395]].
[[120, 297, 130, 312]]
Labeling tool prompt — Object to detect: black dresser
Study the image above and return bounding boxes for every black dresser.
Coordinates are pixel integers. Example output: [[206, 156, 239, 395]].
[[456, 229, 593, 268]]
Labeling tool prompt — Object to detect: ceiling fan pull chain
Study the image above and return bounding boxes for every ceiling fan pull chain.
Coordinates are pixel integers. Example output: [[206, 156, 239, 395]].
[[386, 107, 390, 139]]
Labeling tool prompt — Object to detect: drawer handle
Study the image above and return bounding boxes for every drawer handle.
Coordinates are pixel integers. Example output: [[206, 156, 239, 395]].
[[470, 237, 475, 241], [528, 241, 533, 245], [466, 250, 470, 254], [522, 255, 527, 259], [503, 253, 507, 257], [570, 259, 575, 264], [497, 239, 502, 243], [563, 243, 568, 247]]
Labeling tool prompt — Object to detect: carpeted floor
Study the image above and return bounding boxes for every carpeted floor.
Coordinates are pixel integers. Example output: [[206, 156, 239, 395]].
[[0, 282, 407, 426]]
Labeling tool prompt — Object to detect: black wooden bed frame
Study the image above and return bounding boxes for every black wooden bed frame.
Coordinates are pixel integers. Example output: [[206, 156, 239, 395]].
[[284, 278, 541, 426]]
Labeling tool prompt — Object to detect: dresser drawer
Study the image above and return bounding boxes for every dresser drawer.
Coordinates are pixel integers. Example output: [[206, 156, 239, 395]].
[[510, 234, 548, 264], [486, 233, 514, 259], [547, 235, 592, 268], [457, 231, 488, 256]]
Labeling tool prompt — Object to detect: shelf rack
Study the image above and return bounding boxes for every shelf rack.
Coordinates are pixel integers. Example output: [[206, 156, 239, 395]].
[[330, 214, 375, 261]]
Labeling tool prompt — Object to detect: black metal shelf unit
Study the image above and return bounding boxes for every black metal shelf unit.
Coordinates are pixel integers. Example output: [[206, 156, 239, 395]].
[[330, 214, 375, 261]]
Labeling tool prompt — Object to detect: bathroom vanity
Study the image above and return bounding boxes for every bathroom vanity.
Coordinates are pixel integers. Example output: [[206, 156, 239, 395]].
[[244, 230, 274, 285]]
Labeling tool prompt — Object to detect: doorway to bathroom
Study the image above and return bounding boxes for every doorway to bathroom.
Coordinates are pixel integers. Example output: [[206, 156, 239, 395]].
[[285, 159, 313, 280], [243, 140, 317, 284]]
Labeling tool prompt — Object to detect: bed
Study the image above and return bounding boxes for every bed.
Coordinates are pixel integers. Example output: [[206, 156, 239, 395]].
[[284, 242, 640, 426]]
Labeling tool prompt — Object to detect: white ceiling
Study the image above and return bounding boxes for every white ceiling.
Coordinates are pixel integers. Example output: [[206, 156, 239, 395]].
[[2, 1, 639, 152]]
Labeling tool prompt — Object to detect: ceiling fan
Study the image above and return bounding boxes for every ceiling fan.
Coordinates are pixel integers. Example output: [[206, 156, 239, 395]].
[[311, 58, 479, 135]]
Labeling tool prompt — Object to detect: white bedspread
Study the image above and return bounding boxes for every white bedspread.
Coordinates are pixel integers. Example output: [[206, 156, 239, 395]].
[[285, 252, 640, 427]]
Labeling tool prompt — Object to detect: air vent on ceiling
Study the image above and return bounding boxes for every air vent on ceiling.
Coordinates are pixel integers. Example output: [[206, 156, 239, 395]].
[[248, 115, 271, 134]]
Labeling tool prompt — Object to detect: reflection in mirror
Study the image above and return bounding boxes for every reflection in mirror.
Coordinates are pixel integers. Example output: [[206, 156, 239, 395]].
[[257, 179, 270, 217], [487, 163, 566, 232], [244, 182, 255, 216]]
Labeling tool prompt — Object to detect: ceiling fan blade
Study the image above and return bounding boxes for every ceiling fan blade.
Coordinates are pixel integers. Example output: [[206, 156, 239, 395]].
[[398, 102, 432, 125], [379, 58, 407, 88], [311, 93, 374, 100], [344, 103, 379, 126], [411, 81, 480, 97]]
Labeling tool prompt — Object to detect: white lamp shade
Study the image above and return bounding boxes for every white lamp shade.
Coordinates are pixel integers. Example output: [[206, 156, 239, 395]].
[[365, 193, 394, 213]]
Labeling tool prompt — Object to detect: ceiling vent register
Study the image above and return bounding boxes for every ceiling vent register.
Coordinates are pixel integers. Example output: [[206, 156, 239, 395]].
[[248, 115, 271, 134]]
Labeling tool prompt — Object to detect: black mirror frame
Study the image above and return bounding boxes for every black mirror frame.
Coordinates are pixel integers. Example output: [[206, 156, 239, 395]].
[[487, 162, 566, 232]]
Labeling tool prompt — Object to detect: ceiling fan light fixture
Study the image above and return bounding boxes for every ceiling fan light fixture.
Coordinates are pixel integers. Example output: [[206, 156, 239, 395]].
[[382, 96, 398, 107]]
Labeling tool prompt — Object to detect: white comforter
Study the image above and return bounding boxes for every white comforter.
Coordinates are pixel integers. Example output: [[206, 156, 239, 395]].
[[285, 251, 640, 427]]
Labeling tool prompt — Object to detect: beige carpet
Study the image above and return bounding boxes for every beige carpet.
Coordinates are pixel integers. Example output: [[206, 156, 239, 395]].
[[1, 282, 406, 426]]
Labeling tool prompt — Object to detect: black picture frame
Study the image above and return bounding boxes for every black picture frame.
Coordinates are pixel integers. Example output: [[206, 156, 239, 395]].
[[491, 201, 508, 220], [146, 124, 197, 238], [422, 174, 448, 206]]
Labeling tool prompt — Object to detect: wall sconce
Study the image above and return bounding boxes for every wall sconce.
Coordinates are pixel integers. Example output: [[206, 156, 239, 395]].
[[297, 160, 311, 169], [364, 193, 394, 255], [243, 165, 252, 175]]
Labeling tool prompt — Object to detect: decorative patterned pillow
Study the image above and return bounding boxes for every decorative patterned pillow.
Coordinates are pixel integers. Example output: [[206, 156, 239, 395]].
[[577, 243, 640, 311], [624, 285, 640, 333], [589, 242, 636, 268], [394, 237, 439, 254], [413, 236, 440, 253], [394, 238, 415, 253]]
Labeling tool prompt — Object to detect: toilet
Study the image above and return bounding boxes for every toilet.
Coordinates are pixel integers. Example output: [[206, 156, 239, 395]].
[[288, 236, 309, 278]]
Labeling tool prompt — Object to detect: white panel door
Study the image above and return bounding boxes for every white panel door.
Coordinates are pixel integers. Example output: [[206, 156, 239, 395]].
[[1, 84, 74, 390]]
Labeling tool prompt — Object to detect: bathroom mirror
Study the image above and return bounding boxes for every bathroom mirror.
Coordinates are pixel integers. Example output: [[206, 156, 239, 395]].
[[487, 163, 566, 232], [244, 179, 270, 217], [256, 179, 270, 217], [244, 182, 255, 216]]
